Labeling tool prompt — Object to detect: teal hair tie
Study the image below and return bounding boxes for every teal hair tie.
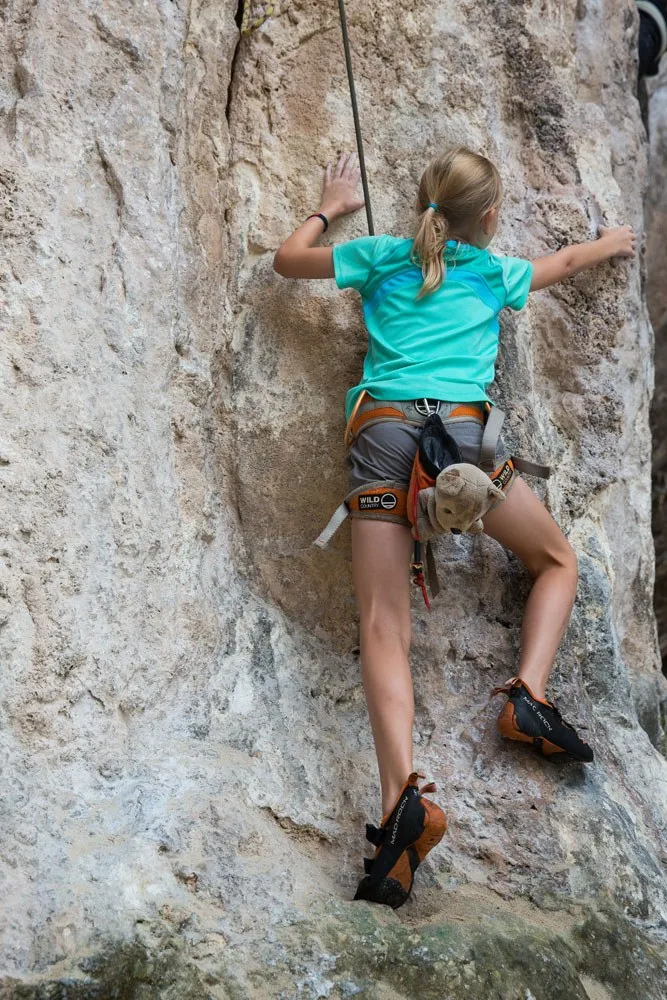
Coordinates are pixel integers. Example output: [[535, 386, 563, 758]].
[[428, 201, 439, 211]]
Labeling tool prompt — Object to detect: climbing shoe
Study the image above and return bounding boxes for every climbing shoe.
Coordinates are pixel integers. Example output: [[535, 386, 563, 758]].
[[493, 677, 594, 762], [354, 771, 447, 909]]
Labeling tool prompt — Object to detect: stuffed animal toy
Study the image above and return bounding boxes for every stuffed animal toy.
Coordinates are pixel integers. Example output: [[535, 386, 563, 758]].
[[416, 463, 506, 540]]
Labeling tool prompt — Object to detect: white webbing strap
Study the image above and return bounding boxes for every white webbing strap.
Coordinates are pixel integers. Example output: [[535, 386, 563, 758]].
[[313, 502, 350, 549], [479, 406, 506, 471], [481, 405, 551, 478], [512, 456, 551, 478]]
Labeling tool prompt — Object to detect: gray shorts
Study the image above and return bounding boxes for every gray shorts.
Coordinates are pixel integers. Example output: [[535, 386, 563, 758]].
[[348, 399, 514, 497]]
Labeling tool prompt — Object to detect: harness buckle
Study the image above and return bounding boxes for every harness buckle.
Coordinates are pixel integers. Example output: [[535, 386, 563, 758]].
[[414, 398, 441, 416]]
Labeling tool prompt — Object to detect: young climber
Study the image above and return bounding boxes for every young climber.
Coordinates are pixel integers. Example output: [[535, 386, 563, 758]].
[[273, 148, 636, 908]]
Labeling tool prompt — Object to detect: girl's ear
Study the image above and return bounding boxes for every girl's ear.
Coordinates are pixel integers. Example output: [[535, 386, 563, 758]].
[[481, 205, 498, 236]]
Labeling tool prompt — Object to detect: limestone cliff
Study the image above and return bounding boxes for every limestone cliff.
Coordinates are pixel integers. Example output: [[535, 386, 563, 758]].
[[1, 1, 666, 998]]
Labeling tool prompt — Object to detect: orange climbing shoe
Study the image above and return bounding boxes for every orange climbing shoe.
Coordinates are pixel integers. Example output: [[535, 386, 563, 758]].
[[493, 677, 594, 762], [354, 771, 447, 909]]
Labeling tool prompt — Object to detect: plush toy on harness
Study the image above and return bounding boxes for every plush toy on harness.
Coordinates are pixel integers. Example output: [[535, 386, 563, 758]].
[[314, 393, 550, 608]]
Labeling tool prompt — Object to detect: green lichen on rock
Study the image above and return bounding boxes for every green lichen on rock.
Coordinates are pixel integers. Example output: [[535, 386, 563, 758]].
[[283, 903, 584, 1000], [271, 898, 667, 1000], [2, 900, 666, 1000], [572, 907, 667, 1000], [1, 938, 223, 1000]]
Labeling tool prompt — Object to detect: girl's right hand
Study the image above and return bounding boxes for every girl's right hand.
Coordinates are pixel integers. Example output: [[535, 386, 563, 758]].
[[598, 224, 637, 258], [319, 152, 365, 221]]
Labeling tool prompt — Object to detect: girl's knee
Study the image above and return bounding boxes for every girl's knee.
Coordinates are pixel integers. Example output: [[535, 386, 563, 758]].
[[562, 541, 578, 579], [553, 537, 577, 578], [361, 601, 412, 654], [530, 535, 578, 582]]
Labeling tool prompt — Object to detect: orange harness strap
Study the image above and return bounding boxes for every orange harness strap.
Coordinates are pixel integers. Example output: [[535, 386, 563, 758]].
[[446, 405, 485, 422], [347, 406, 410, 443], [313, 481, 409, 549], [347, 485, 408, 521], [345, 395, 484, 448]]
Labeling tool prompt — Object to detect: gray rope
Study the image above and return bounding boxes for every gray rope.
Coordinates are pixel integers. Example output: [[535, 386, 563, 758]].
[[337, 0, 374, 235]]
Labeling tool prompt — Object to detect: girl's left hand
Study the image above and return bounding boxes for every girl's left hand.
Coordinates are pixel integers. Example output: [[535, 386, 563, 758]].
[[319, 152, 365, 221], [598, 224, 637, 258]]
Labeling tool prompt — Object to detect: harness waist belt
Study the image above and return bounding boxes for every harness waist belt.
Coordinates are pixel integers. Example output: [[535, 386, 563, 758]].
[[346, 394, 485, 447]]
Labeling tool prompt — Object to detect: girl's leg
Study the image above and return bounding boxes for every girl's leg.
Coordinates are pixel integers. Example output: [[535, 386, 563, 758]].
[[481, 477, 578, 700], [351, 518, 415, 816]]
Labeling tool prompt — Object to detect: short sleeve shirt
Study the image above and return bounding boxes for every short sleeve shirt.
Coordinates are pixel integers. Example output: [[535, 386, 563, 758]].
[[332, 236, 533, 419]]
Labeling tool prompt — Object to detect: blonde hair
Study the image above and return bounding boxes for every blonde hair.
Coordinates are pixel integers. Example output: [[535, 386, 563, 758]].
[[411, 147, 503, 298]]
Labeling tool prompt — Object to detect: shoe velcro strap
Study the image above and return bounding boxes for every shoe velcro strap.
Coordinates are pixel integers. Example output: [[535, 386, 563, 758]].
[[490, 676, 519, 699], [363, 857, 374, 874], [365, 823, 385, 846], [491, 683, 513, 697]]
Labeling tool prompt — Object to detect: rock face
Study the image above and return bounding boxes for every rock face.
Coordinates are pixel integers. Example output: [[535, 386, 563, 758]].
[[1, 1, 667, 997]]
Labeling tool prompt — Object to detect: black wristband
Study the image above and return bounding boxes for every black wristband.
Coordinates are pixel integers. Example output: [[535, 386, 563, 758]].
[[306, 212, 329, 232]]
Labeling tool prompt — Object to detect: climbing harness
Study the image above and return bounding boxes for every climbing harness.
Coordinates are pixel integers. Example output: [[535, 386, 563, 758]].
[[314, 392, 550, 608], [240, 0, 274, 35]]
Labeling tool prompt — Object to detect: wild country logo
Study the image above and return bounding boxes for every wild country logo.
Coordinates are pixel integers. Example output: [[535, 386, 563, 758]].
[[521, 694, 553, 731], [359, 492, 398, 512], [492, 461, 514, 491]]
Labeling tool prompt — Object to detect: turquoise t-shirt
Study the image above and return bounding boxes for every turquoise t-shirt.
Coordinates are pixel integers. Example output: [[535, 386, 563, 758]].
[[332, 236, 533, 419]]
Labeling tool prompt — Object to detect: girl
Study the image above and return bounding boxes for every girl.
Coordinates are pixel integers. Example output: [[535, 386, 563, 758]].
[[274, 148, 636, 909]]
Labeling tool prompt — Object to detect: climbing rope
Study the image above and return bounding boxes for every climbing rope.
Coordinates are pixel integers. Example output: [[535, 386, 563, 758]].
[[240, 1, 373, 233], [337, 0, 374, 235], [241, 0, 274, 35]]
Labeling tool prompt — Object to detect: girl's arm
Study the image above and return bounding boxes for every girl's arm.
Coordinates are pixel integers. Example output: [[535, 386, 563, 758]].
[[273, 153, 365, 279], [530, 225, 637, 291]]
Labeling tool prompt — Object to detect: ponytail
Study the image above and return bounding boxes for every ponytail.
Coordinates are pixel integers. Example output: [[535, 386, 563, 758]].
[[411, 147, 503, 298], [412, 205, 449, 300]]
